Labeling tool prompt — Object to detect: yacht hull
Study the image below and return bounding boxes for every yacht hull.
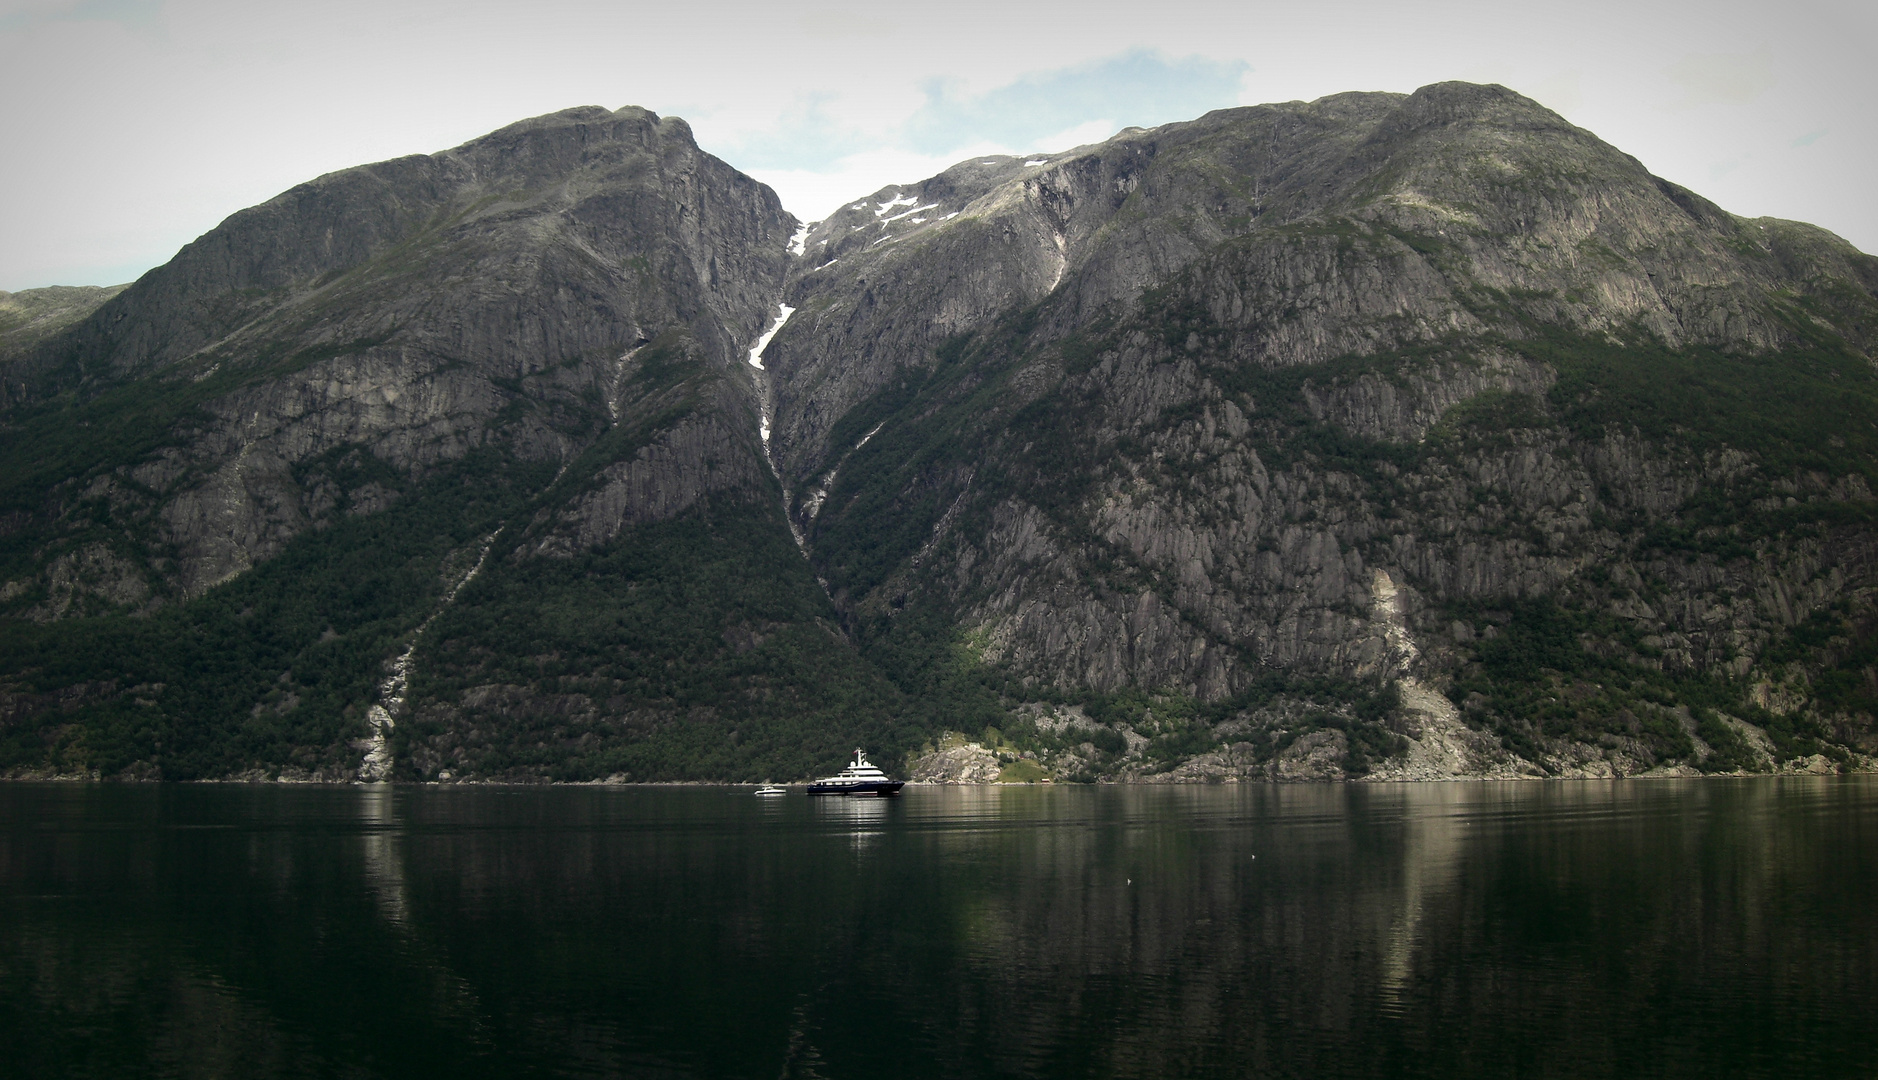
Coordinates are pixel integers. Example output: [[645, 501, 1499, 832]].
[[806, 781, 905, 797]]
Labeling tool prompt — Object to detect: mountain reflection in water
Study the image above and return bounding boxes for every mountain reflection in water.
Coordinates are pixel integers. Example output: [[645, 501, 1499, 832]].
[[2, 779, 1874, 1079]]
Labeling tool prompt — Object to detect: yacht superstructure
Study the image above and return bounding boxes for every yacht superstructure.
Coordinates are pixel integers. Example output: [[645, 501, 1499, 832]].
[[806, 749, 904, 796]]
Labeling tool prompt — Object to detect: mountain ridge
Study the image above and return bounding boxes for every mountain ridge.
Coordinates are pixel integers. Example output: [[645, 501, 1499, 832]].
[[3, 82, 1876, 782]]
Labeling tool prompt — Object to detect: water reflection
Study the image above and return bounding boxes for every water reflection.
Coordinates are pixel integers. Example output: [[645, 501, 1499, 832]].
[[357, 783, 407, 924], [1373, 782, 1469, 1007], [812, 792, 893, 852], [1, 779, 1874, 1079]]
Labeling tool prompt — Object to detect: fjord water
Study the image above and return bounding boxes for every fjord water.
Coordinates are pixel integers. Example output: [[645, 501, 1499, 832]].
[[2, 780, 1873, 1078]]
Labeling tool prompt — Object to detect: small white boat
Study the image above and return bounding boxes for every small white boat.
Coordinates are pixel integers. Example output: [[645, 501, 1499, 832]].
[[754, 784, 787, 797]]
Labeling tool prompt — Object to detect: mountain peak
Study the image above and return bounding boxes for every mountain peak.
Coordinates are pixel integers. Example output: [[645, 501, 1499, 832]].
[[1, 87, 1874, 783]]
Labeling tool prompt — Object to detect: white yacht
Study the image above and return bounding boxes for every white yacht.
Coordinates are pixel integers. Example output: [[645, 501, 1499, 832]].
[[754, 784, 786, 796], [806, 749, 904, 796]]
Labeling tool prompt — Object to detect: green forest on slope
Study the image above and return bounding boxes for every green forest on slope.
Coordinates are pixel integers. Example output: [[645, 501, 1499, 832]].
[[6, 85, 1878, 781], [4, 269, 1877, 779], [0, 447, 553, 778], [794, 266, 1878, 775]]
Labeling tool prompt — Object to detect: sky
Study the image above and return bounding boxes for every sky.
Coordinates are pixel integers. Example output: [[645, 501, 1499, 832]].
[[0, 0, 1872, 292]]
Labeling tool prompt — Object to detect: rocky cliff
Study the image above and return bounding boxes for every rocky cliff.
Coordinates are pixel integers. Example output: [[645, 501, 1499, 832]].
[[773, 82, 1878, 782], [3, 84, 1875, 782], [6, 105, 791, 599], [0, 106, 907, 781], [0, 286, 127, 366]]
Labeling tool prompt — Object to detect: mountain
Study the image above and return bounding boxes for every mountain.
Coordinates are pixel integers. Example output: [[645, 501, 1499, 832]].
[[3, 83, 1876, 782], [0, 285, 128, 368], [0, 106, 902, 781], [770, 82, 1878, 781]]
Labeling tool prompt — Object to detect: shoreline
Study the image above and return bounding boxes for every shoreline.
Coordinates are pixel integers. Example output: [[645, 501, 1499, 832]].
[[2, 765, 1868, 787]]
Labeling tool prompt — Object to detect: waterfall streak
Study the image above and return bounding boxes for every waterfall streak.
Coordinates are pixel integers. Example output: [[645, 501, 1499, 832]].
[[357, 530, 501, 781]]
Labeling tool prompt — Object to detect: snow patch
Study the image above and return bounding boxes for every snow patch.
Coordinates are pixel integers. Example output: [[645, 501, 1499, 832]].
[[747, 303, 795, 370], [884, 203, 940, 222], [874, 193, 917, 216], [740, 310, 815, 570], [1025, 159, 1049, 167], [748, 302, 794, 451], [787, 222, 811, 256]]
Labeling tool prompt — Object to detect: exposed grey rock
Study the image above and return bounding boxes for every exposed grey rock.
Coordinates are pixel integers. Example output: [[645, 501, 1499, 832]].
[[786, 81, 1878, 778], [0, 285, 127, 367], [4, 82, 1876, 782], [768, 83, 1878, 511], [908, 740, 1003, 784], [4, 104, 794, 608]]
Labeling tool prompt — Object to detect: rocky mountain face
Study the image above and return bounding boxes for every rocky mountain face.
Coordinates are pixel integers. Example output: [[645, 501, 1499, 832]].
[[0, 286, 128, 366], [8, 105, 789, 598], [771, 82, 1878, 781], [3, 83, 1876, 782], [0, 106, 902, 781]]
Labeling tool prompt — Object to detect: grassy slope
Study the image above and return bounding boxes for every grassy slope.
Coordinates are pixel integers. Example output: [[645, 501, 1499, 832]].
[[0, 285, 128, 363]]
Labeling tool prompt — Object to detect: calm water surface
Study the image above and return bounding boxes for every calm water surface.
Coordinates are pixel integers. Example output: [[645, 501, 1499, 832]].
[[1, 779, 1873, 1078]]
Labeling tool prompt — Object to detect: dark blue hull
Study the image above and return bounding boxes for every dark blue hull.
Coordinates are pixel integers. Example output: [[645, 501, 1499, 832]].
[[806, 781, 905, 796]]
